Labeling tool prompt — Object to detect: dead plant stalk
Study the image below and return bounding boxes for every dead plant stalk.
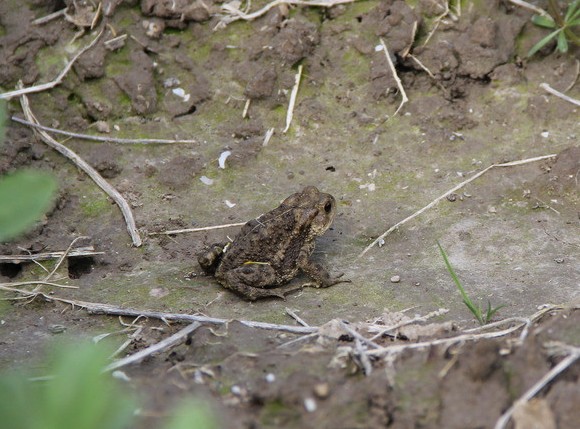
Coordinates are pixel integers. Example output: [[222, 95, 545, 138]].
[[380, 38, 408, 119], [359, 154, 557, 257], [0, 29, 103, 100], [19, 93, 142, 247]]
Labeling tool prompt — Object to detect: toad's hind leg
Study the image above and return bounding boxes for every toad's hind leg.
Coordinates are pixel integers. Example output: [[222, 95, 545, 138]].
[[219, 264, 286, 301]]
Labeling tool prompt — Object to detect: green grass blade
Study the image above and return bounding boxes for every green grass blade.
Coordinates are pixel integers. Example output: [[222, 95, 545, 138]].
[[485, 302, 506, 323], [531, 14, 556, 28], [527, 28, 562, 57], [437, 241, 485, 324], [557, 30, 569, 52], [437, 241, 469, 302], [565, 0, 580, 21]]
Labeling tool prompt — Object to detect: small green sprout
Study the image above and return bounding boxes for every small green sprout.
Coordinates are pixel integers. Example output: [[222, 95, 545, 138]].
[[528, 0, 580, 57], [436, 240, 504, 325]]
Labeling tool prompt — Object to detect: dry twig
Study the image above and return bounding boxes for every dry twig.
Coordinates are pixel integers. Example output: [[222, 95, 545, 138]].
[[0, 286, 318, 334], [32, 7, 67, 25], [12, 117, 197, 144], [0, 29, 103, 100], [507, 0, 551, 17], [104, 322, 202, 372], [368, 308, 449, 341], [494, 343, 580, 429], [0, 281, 78, 293], [218, 0, 357, 27], [0, 246, 103, 263], [148, 222, 246, 236], [285, 307, 310, 327], [379, 38, 408, 119], [43, 236, 89, 284], [283, 64, 303, 133], [540, 82, 580, 107], [19, 93, 142, 247], [359, 154, 557, 257]]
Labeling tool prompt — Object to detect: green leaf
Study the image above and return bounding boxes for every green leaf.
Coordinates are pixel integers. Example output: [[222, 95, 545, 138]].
[[565, 0, 580, 21], [557, 31, 569, 52], [527, 28, 562, 57], [0, 342, 136, 429], [0, 170, 57, 242], [531, 14, 556, 28]]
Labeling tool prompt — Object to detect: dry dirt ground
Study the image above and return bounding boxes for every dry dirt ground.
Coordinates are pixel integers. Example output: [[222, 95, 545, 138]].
[[1, 0, 579, 428]]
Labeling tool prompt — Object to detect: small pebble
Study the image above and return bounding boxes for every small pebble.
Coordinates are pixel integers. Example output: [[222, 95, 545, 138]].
[[94, 121, 110, 133], [112, 371, 131, 382], [163, 77, 181, 88], [554, 257, 564, 264], [313, 382, 329, 398], [200, 176, 213, 185], [265, 373, 276, 383], [446, 193, 458, 202], [231, 385, 242, 396], [304, 397, 317, 412], [390, 275, 401, 283], [488, 206, 497, 213]]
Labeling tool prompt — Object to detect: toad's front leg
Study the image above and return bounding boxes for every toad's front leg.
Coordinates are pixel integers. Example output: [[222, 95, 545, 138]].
[[299, 257, 351, 288]]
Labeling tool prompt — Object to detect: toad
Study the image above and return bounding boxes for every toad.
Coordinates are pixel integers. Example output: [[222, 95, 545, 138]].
[[198, 186, 348, 300]]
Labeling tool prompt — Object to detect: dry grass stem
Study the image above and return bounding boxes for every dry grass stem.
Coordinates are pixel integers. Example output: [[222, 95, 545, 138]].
[[148, 222, 246, 236], [242, 98, 251, 118], [353, 337, 373, 375], [379, 38, 408, 119], [367, 323, 526, 357], [408, 54, 449, 95], [19, 93, 142, 247], [263, 127, 275, 146], [421, 1, 449, 47], [400, 20, 418, 58], [283, 64, 303, 133], [359, 153, 557, 257], [218, 0, 357, 26], [341, 321, 381, 350], [508, 0, 551, 17], [494, 344, 580, 429], [285, 308, 310, 326], [42, 236, 90, 284], [32, 7, 67, 25], [1, 288, 318, 334], [0, 246, 104, 262], [0, 282, 78, 292], [12, 116, 197, 144], [104, 322, 202, 372], [0, 29, 103, 100], [368, 308, 449, 341], [540, 82, 580, 107]]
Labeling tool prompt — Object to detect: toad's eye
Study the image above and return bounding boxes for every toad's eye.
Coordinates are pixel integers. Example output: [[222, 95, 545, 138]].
[[324, 201, 333, 213]]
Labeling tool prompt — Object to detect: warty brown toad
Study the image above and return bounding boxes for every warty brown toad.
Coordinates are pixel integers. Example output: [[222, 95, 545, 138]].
[[197, 186, 348, 301]]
